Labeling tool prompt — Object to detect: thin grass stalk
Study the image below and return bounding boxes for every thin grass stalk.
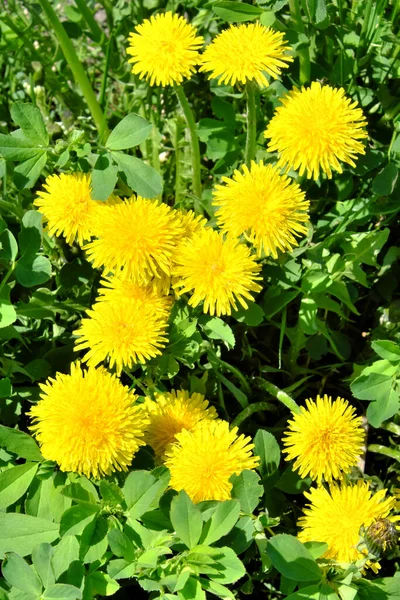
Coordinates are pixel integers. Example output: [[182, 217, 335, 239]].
[[288, 0, 310, 84], [244, 80, 257, 166]]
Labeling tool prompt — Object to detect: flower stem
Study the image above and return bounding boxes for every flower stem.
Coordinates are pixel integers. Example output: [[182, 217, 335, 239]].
[[254, 377, 301, 414], [231, 401, 275, 429], [244, 80, 257, 167], [37, 0, 110, 142], [174, 85, 202, 208], [288, 0, 310, 85]]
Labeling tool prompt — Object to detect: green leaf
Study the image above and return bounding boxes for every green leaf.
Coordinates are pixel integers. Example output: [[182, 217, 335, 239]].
[[0, 285, 17, 329], [170, 491, 203, 549], [32, 543, 55, 589], [79, 516, 108, 563], [232, 302, 264, 326], [107, 529, 136, 561], [276, 466, 312, 495], [106, 114, 152, 151], [351, 372, 393, 401], [51, 536, 80, 581], [0, 132, 38, 161], [201, 500, 241, 546], [303, 541, 329, 559], [371, 340, 400, 362], [59, 504, 99, 537], [372, 163, 398, 196], [19, 210, 43, 256], [0, 462, 38, 509], [254, 430, 280, 478], [0, 426, 43, 461], [42, 584, 82, 600], [0, 229, 18, 261], [208, 546, 245, 584], [84, 572, 119, 598], [230, 470, 263, 513], [213, 1, 263, 22], [177, 577, 205, 600], [0, 513, 59, 558], [2, 552, 42, 595], [14, 152, 47, 190], [266, 534, 322, 581], [15, 254, 52, 288], [285, 585, 321, 600], [91, 154, 119, 201], [107, 558, 136, 580], [11, 103, 49, 145], [112, 151, 163, 198], [262, 288, 299, 319], [123, 469, 169, 519], [367, 389, 400, 428], [201, 317, 235, 347], [0, 377, 12, 398], [199, 578, 235, 599]]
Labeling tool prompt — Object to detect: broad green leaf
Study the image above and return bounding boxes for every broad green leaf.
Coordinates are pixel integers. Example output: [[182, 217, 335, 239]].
[[106, 114, 152, 151], [107, 529, 136, 561], [42, 584, 82, 600], [19, 210, 43, 255], [285, 585, 321, 600], [84, 572, 120, 597], [51, 536, 80, 581], [199, 578, 235, 599], [0, 285, 17, 329], [11, 102, 49, 145], [2, 552, 42, 595], [0, 229, 18, 261], [107, 558, 136, 580], [254, 430, 280, 477], [59, 503, 99, 537], [0, 426, 43, 461], [123, 469, 169, 519], [232, 302, 264, 326], [208, 546, 245, 584], [112, 151, 163, 198], [177, 577, 205, 600], [0, 132, 38, 161], [202, 317, 235, 347], [276, 466, 312, 495], [201, 500, 240, 546], [367, 389, 400, 428], [372, 163, 398, 196], [213, 1, 263, 22], [170, 491, 203, 549], [218, 515, 254, 555], [303, 541, 329, 559], [0, 462, 38, 509], [266, 534, 322, 581], [32, 543, 55, 589], [14, 152, 47, 189], [230, 470, 263, 513], [0, 513, 59, 558], [371, 340, 400, 362], [79, 516, 108, 563], [0, 377, 12, 398], [91, 153, 119, 201], [351, 372, 393, 401], [26, 474, 71, 522], [16, 254, 52, 287]]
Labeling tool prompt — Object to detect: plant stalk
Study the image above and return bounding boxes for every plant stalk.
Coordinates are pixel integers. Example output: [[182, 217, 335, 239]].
[[231, 401, 275, 429], [74, 0, 104, 43], [38, 0, 110, 142], [244, 80, 257, 166], [254, 377, 301, 414], [288, 0, 310, 85], [174, 85, 202, 207]]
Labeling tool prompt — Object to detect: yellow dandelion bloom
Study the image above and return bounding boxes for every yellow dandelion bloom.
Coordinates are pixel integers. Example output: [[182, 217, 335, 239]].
[[175, 209, 208, 240], [144, 389, 218, 459], [34, 173, 99, 246], [97, 275, 172, 317], [213, 161, 310, 258], [127, 12, 204, 87], [172, 228, 262, 316], [165, 420, 259, 502], [199, 22, 292, 86], [29, 362, 147, 478], [298, 482, 397, 564], [84, 196, 184, 281], [74, 298, 168, 374], [282, 395, 364, 484], [264, 82, 368, 179]]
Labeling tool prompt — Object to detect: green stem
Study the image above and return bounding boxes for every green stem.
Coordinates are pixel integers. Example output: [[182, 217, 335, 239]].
[[231, 402, 274, 429], [74, 0, 104, 43], [288, 0, 310, 84], [174, 85, 202, 208], [254, 377, 301, 414], [244, 81, 257, 167], [38, 0, 109, 142], [0, 262, 15, 295]]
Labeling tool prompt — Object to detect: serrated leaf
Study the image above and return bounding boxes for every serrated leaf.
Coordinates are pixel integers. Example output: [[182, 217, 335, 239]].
[[351, 372, 393, 401], [11, 102, 49, 145]]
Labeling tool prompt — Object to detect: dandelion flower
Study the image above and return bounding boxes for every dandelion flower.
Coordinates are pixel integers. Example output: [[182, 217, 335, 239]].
[[282, 395, 364, 483], [175, 209, 208, 240], [127, 12, 204, 87], [35, 173, 100, 246], [74, 298, 168, 374], [97, 275, 172, 317], [165, 420, 259, 502], [144, 389, 218, 458], [85, 196, 184, 281], [213, 161, 309, 258], [264, 82, 368, 179], [173, 228, 262, 316], [199, 22, 292, 87], [29, 362, 147, 478], [298, 482, 397, 564]]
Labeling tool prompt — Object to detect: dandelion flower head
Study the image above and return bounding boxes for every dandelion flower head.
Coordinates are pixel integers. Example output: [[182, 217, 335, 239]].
[[165, 420, 259, 502], [35, 173, 100, 246], [144, 389, 218, 458], [199, 22, 292, 87], [264, 82, 368, 179], [127, 12, 204, 86], [29, 362, 147, 478], [97, 275, 172, 317], [213, 161, 310, 258], [282, 395, 364, 483], [173, 228, 262, 316], [85, 196, 184, 282], [74, 298, 168, 374], [175, 209, 208, 240], [298, 482, 397, 564]]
